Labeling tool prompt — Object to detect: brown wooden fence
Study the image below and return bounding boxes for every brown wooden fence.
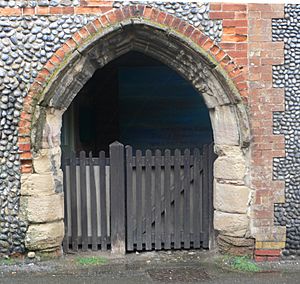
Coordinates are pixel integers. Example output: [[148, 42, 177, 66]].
[[62, 142, 215, 252]]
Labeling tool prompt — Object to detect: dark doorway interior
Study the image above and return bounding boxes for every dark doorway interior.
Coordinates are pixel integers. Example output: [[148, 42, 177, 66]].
[[62, 51, 213, 154]]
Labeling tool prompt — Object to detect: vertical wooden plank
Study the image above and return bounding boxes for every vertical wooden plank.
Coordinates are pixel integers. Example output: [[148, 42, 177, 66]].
[[110, 142, 126, 254], [193, 148, 201, 249], [202, 144, 209, 248], [89, 152, 98, 251], [183, 149, 191, 249], [154, 149, 162, 250], [99, 151, 108, 251], [174, 149, 181, 249], [62, 152, 69, 252], [80, 151, 88, 251], [145, 149, 152, 251], [70, 150, 78, 251], [164, 149, 171, 250], [126, 146, 134, 251], [208, 143, 216, 249], [136, 150, 143, 251]]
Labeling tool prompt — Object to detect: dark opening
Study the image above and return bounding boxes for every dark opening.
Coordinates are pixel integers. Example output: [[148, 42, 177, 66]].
[[62, 51, 213, 154]]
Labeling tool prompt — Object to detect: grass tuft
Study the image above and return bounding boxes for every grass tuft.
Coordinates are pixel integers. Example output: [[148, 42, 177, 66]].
[[76, 256, 108, 266], [227, 256, 261, 272]]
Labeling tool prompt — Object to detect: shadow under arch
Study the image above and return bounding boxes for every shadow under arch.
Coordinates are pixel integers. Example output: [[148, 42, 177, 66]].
[[24, 17, 252, 253]]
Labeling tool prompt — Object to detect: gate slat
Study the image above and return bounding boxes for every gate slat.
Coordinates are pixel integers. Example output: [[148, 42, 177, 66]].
[[99, 151, 108, 251], [193, 148, 201, 248], [145, 149, 152, 250], [164, 149, 171, 250], [136, 150, 143, 251], [208, 143, 216, 249], [80, 151, 88, 251], [62, 152, 69, 252], [202, 144, 209, 248], [183, 149, 191, 249], [174, 149, 181, 249], [155, 150, 162, 250], [126, 146, 134, 251], [70, 150, 78, 251], [89, 152, 98, 251]]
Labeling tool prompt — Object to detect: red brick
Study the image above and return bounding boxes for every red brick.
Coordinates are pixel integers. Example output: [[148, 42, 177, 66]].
[[222, 4, 247, 11], [255, 249, 281, 256], [210, 11, 235, 19], [19, 143, 31, 152], [210, 3, 221, 11], [62, 7, 74, 14]]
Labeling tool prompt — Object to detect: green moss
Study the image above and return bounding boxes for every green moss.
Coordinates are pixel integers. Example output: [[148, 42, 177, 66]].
[[76, 256, 108, 266], [0, 258, 16, 266], [224, 256, 261, 273]]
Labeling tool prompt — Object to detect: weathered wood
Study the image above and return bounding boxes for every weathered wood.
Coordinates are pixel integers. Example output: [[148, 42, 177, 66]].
[[79, 151, 88, 251], [174, 149, 181, 249], [154, 149, 162, 250], [126, 146, 134, 251], [183, 149, 191, 249], [89, 151, 98, 251], [136, 149, 143, 251], [99, 151, 108, 250], [208, 143, 216, 249], [62, 152, 69, 252], [70, 150, 78, 251], [193, 148, 201, 248], [202, 144, 209, 248], [164, 149, 171, 250], [110, 142, 126, 254], [145, 149, 152, 250]]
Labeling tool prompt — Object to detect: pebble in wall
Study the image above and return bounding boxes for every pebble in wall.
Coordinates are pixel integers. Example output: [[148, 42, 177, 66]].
[[273, 4, 300, 258]]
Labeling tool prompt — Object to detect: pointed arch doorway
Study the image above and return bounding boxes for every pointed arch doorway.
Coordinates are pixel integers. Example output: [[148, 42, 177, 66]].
[[62, 51, 216, 253], [23, 15, 251, 255]]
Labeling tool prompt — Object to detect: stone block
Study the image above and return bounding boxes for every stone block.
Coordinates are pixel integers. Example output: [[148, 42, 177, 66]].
[[21, 194, 64, 223], [214, 154, 246, 181], [25, 221, 64, 251], [214, 182, 250, 213], [210, 106, 240, 146], [21, 173, 55, 196], [217, 235, 254, 256], [33, 147, 62, 174], [214, 211, 248, 237]]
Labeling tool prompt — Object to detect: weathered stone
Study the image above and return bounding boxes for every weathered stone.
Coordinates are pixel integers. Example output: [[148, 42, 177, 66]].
[[32, 149, 52, 173], [25, 220, 64, 251], [217, 235, 254, 256], [214, 182, 250, 214], [214, 154, 246, 181], [214, 211, 248, 237], [21, 194, 63, 223], [27, 251, 35, 259], [210, 106, 240, 146], [21, 173, 55, 196]]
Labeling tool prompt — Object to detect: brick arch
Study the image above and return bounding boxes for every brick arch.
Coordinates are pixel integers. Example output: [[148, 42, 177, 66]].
[[19, 5, 253, 254], [19, 5, 247, 168]]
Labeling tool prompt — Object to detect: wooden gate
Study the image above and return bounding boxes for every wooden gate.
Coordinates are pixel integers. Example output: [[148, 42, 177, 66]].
[[62, 142, 215, 252]]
